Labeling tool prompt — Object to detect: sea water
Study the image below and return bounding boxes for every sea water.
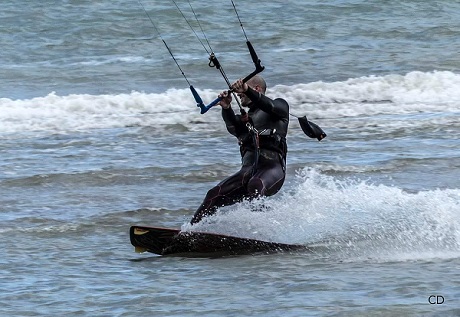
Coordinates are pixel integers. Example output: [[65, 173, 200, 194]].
[[1, 0, 459, 316]]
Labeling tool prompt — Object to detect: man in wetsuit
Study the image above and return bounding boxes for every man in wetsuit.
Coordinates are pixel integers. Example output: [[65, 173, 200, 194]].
[[190, 75, 289, 224]]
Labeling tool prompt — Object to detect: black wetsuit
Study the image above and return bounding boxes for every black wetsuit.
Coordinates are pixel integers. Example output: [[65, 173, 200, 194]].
[[190, 87, 289, 224]]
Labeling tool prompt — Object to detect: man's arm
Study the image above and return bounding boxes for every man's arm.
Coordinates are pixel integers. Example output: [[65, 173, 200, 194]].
[[244, 87, 289, 119], [222, 107, 248, 137], [218, 90, 246, 137]]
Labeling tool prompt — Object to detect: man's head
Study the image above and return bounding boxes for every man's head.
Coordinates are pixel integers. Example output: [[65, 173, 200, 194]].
[[247, 75, 267, 94], [238, 75, 267, 107]]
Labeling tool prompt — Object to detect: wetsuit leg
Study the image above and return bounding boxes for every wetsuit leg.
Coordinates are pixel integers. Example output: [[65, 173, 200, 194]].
[[247, 153, 286, 197], [191, 165, 253, 224]]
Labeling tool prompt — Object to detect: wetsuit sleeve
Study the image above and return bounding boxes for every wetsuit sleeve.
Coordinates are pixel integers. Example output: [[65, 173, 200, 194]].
[[244, 87, 289, 119], [222, 107, 245, 137]]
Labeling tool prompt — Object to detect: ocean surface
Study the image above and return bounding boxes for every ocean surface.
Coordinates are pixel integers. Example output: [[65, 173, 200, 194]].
[[1, 0, 459, 316]]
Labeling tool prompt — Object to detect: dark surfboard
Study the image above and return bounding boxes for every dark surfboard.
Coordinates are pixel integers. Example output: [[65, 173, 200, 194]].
[[130, 225, 308, 257]]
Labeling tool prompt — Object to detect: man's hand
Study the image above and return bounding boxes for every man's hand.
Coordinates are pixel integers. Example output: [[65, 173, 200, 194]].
[[218, 90, 232, 109], [231, 79, 248, 93]]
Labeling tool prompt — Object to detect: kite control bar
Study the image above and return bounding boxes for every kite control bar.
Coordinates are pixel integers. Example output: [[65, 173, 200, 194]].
[[196, 41, 265, 114], [190, 85, 221, 114], [242, 41, 265, 82]]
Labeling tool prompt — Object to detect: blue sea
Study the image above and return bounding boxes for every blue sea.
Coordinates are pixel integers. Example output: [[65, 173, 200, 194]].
[[1, 0, 459, 316]]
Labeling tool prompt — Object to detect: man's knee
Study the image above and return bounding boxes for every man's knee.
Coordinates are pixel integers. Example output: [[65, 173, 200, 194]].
[[204, 185, 222, 200], [248, 173, 285, 197], [247, 178, 265, 196]]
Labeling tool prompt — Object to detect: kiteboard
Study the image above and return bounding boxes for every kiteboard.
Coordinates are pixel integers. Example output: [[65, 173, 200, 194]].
[[130, 225, 308, 257]]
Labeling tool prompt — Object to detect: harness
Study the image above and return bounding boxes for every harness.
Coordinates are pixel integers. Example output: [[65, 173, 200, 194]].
[[243, 122, 286, 173]]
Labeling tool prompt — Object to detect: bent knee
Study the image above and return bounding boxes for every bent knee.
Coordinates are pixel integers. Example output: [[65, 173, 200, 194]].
[[204, 185, 222, 200], [248, 175, 285, 197], [267, 177, 285, 196], [247, 178, 266, 196]]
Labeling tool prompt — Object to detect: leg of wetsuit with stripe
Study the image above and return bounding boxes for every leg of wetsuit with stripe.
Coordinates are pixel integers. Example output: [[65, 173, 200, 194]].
[[247, 150, 286, 197], [190, 165, 253, 224], [190, 151, 285, 224]]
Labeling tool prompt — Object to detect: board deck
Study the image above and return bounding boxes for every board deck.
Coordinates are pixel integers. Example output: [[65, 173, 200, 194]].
[[130, 225, 308, 257]]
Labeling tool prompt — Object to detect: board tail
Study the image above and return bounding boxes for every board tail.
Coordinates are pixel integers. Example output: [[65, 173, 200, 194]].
[[130, 226, 180, 255]]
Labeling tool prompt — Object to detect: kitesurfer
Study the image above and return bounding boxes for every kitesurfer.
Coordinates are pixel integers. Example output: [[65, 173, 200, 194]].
[[190, 75, 289, 224]]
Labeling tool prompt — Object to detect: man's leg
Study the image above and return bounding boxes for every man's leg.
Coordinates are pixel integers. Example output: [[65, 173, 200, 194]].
[[190, 166, 253, 224], [247, 155, 285, 197]]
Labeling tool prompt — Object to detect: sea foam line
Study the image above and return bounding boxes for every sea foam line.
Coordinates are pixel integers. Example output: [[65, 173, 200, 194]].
[[1, 71, 458, 135]]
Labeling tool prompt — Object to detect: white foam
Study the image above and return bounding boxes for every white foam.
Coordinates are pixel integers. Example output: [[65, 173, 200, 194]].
[[276, 70, 460, 118], [1, 71, 458, 135], [74, 55, 151, 66], [0, 89, 222, 135], [185, 168, 460, 261]]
